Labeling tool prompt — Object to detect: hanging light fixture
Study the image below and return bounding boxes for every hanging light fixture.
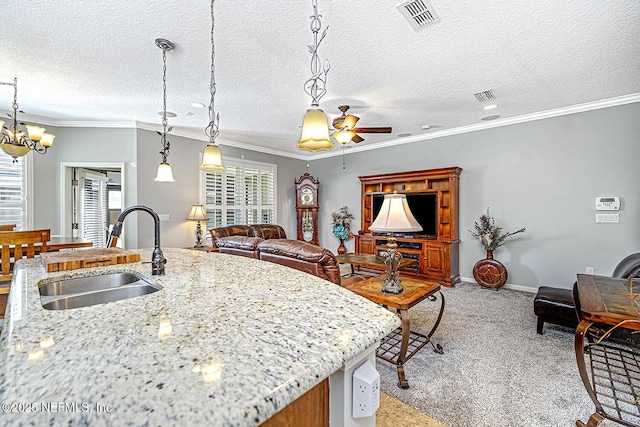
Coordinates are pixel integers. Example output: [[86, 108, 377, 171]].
[[297, 0, 333, 152], [0, 78, 55, 162], [199, 0, 225, 171], [154, 38, 176, 182]]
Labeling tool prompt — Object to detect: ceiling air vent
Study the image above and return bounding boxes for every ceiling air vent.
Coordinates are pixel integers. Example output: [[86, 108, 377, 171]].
[[397, 0, 441, 32], [473, 90, 496, 104]]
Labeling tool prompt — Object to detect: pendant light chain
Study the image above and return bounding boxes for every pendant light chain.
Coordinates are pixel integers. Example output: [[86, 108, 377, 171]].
[[205, 0, 220, 145], [160, 46, 170, 163]]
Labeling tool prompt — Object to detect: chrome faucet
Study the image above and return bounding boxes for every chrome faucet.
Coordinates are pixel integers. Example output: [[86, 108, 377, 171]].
[[107, 205, 167, 275]]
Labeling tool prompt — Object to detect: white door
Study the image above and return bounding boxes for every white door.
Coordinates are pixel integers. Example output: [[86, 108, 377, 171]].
[[77, 169, 108, 248]]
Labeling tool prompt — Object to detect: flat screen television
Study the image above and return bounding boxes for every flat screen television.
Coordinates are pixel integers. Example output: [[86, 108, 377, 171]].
[[371, 193, 438, 237]]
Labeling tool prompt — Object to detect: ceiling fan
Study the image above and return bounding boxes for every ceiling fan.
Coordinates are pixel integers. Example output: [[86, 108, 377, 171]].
[[331, 105, 392, 144]]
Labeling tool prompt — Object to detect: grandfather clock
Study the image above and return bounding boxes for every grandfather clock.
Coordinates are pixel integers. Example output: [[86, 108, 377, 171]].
[[295, 173, 319, 245]]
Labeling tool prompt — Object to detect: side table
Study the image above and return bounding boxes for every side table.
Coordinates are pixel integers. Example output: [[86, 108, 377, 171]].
[[349, 274, 445, 388]]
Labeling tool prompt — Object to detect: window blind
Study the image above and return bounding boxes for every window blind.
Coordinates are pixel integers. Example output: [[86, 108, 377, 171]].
[[78, 170, 108, 248], [203, 158, 277, 232]]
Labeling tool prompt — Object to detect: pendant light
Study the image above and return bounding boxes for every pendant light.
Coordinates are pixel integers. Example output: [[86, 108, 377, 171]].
[[297, 0, 334, 152], [199, 0, 225, 171], [154, 38, 176, 182]]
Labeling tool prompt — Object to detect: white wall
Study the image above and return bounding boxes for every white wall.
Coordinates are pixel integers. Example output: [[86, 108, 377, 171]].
[[309, 102, 640, 290]]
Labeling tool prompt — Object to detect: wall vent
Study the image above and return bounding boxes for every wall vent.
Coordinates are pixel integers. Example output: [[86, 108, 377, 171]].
[[397, 0, 441, 32]]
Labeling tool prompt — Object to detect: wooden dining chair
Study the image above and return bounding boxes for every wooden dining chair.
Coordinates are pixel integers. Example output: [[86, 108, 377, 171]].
[[0, 224, 17, 232], [0, 229, 50, 327]]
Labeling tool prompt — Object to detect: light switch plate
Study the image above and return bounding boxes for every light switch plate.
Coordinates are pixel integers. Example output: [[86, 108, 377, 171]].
[[158, 214, 170, 222], [595, 213, 619, 223]]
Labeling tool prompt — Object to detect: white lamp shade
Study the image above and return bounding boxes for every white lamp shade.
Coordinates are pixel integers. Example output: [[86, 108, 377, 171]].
[[199, 144, 225, 171], [40, 133, 55, 147], [186, 203, 208, 221], [297, 108, 334, 151], [369, 193, 423, 233], [154, 162, 175, 182]]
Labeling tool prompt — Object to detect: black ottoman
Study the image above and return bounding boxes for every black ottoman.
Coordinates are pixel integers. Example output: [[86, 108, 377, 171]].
[[533, 286, 579, 334]]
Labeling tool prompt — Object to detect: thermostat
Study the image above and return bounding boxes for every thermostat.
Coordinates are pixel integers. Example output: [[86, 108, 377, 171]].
[[595, 197, 620, 211]]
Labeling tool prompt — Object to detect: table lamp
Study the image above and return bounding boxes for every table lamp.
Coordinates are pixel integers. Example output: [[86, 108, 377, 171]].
[[368, 192, 422, 294], [185, 203, 209, 248]]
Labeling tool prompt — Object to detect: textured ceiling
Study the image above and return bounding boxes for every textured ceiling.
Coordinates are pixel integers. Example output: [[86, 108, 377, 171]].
[[2, 0, 639, 159]]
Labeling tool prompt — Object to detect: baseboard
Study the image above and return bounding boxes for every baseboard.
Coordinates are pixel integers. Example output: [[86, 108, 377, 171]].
[[460, 276, 537, 294]]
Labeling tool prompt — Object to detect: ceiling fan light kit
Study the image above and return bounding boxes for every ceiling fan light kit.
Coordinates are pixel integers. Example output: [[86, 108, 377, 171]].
[[330, 105, 392, 145], [297, 0, 334, 152]]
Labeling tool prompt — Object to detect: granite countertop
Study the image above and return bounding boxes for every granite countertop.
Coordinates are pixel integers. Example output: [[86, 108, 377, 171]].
[[0, 248, 400, 426]]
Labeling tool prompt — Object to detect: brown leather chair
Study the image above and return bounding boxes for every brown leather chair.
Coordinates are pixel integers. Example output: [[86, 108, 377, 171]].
[[257, 239, 342, 285], [250, 224, 287, 240], [209, 225, 253, 248]]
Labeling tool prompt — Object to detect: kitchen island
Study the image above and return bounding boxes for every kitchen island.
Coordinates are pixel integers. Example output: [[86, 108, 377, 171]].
[[0, 248, 400, 426]]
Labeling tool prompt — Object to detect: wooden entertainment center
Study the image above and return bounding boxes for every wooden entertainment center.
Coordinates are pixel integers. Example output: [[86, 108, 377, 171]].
[[355, 167, 462, 287]]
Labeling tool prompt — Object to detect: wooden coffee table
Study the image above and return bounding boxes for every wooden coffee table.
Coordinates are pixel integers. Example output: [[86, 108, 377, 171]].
[[336, 253, 419, 277], [348, 273, 445, 388]]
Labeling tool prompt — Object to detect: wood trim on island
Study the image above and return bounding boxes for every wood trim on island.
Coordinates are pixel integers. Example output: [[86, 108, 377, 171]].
[[356, 167, 461, 287], [262, 378, 329, 427]]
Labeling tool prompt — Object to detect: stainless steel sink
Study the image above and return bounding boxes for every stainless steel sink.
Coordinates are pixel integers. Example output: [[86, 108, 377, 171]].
[[39, 272, 162, 310], [40, 272, 147, 296]]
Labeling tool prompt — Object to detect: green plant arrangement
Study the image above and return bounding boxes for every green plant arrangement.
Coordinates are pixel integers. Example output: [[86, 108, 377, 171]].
[[331, 206, 354, 254], [470, 208, 525, 251]]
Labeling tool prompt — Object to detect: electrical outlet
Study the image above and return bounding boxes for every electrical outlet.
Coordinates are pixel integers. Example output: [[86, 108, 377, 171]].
[[586, 267, 595, 275], [352, 360, 380, 418]]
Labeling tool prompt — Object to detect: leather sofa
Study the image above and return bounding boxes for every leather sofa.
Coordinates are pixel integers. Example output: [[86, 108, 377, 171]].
[[210, 224, 286, 259], [257, 239, 342, 285], [208, 224, 356, 287]]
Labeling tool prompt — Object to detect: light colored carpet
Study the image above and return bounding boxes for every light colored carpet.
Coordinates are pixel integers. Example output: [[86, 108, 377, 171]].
[[375, 281, 617, 427]]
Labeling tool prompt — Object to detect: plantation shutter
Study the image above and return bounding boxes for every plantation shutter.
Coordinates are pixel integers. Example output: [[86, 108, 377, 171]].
[[78, 169, 108, 248], [203, 158, 276, 234], [0, 151, 26, 229]]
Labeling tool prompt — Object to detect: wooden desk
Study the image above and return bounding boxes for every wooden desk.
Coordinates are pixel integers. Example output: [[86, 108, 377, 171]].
[[349, 274, 444, 388], [575, 274, 640, 427]]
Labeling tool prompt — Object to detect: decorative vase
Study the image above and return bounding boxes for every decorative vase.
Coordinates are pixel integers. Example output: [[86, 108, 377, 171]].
[[472, 249, 508, 289], [337, 239, 347, 255]]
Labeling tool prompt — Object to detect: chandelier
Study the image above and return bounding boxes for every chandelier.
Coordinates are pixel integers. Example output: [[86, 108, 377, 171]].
[[199, 0, 225, 171], [0, 78, 55, 162], [296, 0, 333, 152], [154, 38, 176, 182]]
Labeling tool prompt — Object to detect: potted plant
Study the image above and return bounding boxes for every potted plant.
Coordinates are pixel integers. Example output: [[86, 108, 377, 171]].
[[331, 206, 355, 255], [469, 208, 525, 289]]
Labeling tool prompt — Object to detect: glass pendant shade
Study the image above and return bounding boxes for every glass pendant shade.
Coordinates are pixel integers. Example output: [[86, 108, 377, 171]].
[[297, 108, 334, 151], [199, 144, 225, 171], [154, 162, 175, 182], [369, 193, 423, 233], [0, 143, 31, 158], [25, 125, 45, 141], [40, 133, 55, 147], [333, 129, 356, 145]]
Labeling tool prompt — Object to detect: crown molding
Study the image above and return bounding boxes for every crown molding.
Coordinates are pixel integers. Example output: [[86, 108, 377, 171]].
[[307, 93, 640, 160], [135, 121, 310, 160], [3, 93, 638, 161]]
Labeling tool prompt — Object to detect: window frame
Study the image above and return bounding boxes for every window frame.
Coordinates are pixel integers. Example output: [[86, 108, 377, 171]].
[[200, 156, 277, 238], [0, 150, 33, 230]]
